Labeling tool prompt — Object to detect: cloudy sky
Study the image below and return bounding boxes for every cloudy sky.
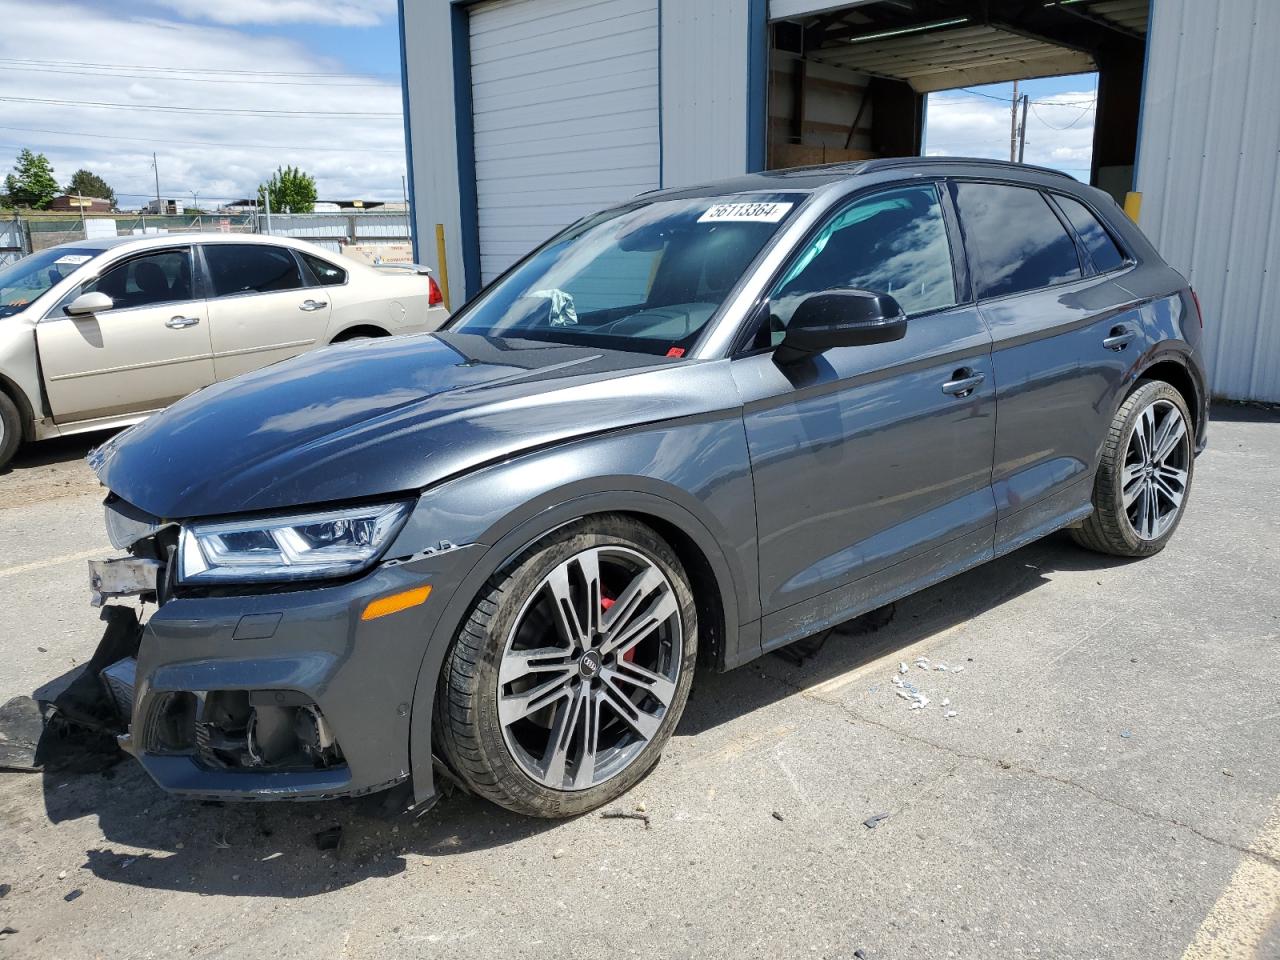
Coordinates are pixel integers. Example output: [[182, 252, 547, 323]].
[[0, 0, 407, 209], [925, 73, 1099, 179], [1, 1, 1097, 211]]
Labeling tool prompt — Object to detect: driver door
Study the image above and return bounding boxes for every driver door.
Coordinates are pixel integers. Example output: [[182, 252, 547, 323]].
[[37, 246, 214, 423], [730, 182, 998, 649]]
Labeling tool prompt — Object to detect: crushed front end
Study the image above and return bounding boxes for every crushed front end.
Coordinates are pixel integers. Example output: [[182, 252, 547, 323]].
[[87, 493, 476, 803]]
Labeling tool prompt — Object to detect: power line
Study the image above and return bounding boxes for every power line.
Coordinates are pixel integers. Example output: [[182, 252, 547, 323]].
[[0, 94, 401, 120], [0, 55, 396, 81], [1031, 101, 1096, 129], [0, 125, 405, 155], [937, 87, 1099, 107], [0, 63, 395, 88]]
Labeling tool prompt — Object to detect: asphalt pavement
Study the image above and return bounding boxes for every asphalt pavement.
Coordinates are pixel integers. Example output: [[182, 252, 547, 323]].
[[0, 407, 1277, 959]]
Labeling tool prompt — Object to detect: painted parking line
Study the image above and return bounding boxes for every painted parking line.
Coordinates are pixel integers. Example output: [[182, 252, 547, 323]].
[[0, 547, 108, 580], [1180, 807, 1280, 959]]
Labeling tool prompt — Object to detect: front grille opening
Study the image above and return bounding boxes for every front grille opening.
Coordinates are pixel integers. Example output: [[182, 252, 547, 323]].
[[192, 690, 345, 772]]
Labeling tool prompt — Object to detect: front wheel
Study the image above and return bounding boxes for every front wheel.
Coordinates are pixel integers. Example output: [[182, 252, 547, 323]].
[[1072, 379, 1195, 557], [0, 391, 22, 471], [435, 516, 697, 818]]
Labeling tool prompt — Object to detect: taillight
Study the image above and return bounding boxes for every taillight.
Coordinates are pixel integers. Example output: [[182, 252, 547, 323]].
[[428, 275, 443, 307], [1190, 288, 1203, 328]]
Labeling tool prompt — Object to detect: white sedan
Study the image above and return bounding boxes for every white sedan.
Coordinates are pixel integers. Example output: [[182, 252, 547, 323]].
[[0, 233, 448, 468]]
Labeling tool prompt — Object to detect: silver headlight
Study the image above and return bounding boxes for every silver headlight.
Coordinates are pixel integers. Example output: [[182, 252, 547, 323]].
[[177, 502, 411, 584]]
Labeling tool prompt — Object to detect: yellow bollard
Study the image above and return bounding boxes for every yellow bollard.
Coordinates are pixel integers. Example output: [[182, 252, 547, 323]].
[[434, 223, 452, 311], [1123, 191, 1143, 224]]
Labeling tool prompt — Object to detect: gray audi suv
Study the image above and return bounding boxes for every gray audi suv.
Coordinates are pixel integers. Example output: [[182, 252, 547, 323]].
[[86, 158, 1208, 818]]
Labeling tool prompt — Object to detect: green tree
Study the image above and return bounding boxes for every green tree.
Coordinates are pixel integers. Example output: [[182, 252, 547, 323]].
[[65, 168, 116, 206], [257, 165, 317, 214], [3, 149, 59, 210]]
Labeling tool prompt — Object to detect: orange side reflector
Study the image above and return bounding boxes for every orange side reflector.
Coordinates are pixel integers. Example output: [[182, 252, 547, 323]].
[[361, 585, 432, 621]]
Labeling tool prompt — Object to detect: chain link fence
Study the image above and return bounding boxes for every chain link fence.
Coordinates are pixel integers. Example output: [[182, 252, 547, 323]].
[[2, 211, 412, 261]]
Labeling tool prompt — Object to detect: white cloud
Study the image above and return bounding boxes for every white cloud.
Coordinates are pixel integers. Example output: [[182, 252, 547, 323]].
[[148, 0, 395, 27], [0, 0, 406, 207], [925, 88, 1097, 180]]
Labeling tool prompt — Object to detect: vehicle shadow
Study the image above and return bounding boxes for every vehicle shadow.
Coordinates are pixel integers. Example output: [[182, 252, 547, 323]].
[[22, 530, 1135, 898], [1, 430, 113, 475]]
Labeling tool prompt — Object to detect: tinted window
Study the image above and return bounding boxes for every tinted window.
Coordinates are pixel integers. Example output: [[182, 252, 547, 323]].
[[301, 252, 347, 286], [955, 183, 1082, 298], [204, 244, 302, 297], [1055, 195, 1126, 273], [770, 184, 957, 331], [82, 248, 192, 310]]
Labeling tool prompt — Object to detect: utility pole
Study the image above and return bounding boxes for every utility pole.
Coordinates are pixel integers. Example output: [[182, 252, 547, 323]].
[[1009, 79, 1020, 162], [401, 174, 411, 242], [1017, 93, 1029, 163], [76, 192, 86, 235], [264, 190, 273, 235], [151, 152, 161, 210]]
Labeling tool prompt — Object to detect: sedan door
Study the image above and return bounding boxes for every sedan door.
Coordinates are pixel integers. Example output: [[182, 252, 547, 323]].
[[37, 245, 214, 423], [200, 243, 333, 380], [951, 181, 1145, 553], [732, 182, 997, 651]]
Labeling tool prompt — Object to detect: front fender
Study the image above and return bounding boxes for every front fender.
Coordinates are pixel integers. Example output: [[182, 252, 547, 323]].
[[391, 413, 760, 805]]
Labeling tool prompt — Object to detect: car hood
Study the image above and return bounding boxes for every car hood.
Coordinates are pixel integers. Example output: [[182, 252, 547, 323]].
[[91, 333, 730, 519]]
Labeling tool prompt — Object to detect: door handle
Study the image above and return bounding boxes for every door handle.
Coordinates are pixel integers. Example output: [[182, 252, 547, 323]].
[[942, 368, 985, 398], [1103, 325, 1136, 351], [165, 315, 201, 329], [299, 299, 328, 312]]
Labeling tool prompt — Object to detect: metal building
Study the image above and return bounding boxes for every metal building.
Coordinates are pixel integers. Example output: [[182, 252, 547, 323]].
[[401, 0, 1280, 401]]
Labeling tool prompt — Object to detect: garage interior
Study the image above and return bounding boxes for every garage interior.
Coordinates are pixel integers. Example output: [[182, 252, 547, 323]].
[[767, 0, 1150, 201]]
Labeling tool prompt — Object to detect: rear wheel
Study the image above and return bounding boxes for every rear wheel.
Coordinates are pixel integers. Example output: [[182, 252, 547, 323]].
[[0, 391, 21, 471], [436, 516, 696, 818], [1072, 379, 1194, 557]]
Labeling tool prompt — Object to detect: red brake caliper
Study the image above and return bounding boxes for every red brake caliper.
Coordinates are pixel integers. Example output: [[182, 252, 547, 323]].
[[600, 595, 637, 662]]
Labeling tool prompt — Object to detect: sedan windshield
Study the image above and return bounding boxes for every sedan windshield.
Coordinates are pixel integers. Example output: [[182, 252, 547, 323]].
[[449, 192, 805, 355], [0, 247, 100, 319]]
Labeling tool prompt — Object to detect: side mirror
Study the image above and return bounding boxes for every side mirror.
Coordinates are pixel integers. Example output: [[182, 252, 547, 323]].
[[775, 288, 907, 362], [65, 291, 114, 317]]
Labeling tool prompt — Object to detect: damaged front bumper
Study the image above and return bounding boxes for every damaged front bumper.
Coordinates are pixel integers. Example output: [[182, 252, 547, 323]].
[[91, 543, 482, 803]]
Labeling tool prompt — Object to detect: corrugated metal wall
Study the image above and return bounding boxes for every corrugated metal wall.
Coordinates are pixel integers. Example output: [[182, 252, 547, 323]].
[[661, 0, 753, 186], [1136, 0, 1280, 402], [469, 0, 661, 284]]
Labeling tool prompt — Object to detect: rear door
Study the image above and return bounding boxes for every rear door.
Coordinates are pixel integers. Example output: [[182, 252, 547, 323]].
[[952, 180, 1143, 552], [201, 243, 333, 380], [733, 182, 997, 647], [37, 245, 214, 423]]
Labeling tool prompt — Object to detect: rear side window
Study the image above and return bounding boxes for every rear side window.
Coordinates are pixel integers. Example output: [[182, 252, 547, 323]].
[[954, 182, 1082, 298], [1054, 195, 1126, 274], [203, 244, 302, 297], [301, 252, 347, 287]]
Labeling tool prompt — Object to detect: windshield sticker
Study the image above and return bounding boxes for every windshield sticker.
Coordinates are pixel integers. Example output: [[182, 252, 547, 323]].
[[53, 254, 93, 266], [698, 201, 793, 224]]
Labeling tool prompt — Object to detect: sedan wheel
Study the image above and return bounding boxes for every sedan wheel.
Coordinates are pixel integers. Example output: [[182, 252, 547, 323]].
[[1072, 379, 1195, 557], [436, 516, 697, 817]]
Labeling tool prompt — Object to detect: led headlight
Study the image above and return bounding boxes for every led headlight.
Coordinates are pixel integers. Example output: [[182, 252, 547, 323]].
[[177, 502, 411, 584]]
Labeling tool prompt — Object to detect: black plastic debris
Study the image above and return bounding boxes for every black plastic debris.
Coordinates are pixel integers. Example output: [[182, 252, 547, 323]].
[[600, 810, 651, 829], [64, 889, 82, 903], [0, 696, 45, 771], [863, 812, 890, 830], [0, 882, 11, 898], [314, 826, 343, 851], [0, 926, 17, 938], [771, 810, 785, 822], [51, 606, 142, 732]]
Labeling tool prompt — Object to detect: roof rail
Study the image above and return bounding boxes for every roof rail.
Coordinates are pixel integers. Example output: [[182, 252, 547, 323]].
[[858, 156, 1076, 180]]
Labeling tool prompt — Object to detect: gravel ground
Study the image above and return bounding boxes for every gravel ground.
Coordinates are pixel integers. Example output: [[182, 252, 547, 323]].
[[0, 408, 1277, 960]]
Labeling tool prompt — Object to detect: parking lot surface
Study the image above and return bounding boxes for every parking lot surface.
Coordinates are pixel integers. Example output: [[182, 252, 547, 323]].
[[0, 408, 1277, 959]]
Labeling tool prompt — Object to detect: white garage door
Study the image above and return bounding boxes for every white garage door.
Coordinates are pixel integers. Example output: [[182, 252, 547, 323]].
[[469, 0, 661, 284]]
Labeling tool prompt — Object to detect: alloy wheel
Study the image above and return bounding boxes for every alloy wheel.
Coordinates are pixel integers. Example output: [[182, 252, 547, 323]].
[[1122, 398, 1190, 540], [497, 545, 683, 791]]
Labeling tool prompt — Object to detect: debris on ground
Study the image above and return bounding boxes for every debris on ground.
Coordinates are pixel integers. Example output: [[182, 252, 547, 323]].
[[908, 695, 930, 711], [0, 695, 45, 771], [64, 889, 82, 902], [771, 810, 785, 822], [898, 662, 909, 675], [854, 949, 870, 959], [314, 826, 343, 851], [552, 848, 565, 860], [0, 882, 10, 898], [0, 927, 17, 938], [945, 711, 958, 719], [601, 810, 652, 829], [863, 812, 890, 830], [1120, 729, 1132, 739]]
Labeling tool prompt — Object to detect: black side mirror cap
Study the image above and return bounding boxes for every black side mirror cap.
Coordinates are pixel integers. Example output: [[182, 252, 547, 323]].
[[775, 288, 908, 363]]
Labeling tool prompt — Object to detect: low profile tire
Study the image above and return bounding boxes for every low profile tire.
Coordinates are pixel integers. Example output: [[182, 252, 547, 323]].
[[436, 515, 697, 818], [1072, 379, 1195, 557], [0, 391, 21, 471]]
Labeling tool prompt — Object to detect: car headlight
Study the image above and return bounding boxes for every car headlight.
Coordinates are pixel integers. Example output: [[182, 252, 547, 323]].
[[177, 502, 412, 584]]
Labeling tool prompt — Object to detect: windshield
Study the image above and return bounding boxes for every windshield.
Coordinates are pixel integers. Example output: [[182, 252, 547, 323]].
[[0, 247, 101, 319], [449, 192, 805, 355]]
